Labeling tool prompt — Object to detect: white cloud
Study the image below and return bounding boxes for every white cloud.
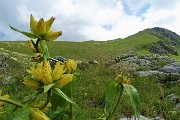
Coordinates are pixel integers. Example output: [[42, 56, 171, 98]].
[[0, 0, 179, 41]]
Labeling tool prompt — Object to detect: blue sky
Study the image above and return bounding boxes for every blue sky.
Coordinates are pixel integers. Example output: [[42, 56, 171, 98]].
[[0, 0, 179, 41]]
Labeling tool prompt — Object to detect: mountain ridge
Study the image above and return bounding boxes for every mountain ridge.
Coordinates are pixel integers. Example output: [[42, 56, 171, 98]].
[[110, 27, 180, 56]]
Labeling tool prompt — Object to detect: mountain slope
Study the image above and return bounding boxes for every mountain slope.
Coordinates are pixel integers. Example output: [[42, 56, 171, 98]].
[[112, 27, 180, 56]]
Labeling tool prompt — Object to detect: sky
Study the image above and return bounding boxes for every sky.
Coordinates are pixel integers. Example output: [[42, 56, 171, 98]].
[[0, 0, 180, 41]]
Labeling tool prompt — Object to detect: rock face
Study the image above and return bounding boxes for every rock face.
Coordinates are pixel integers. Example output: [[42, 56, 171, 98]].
[[113, 54, 180, 83], [0, 52, 9, 70]]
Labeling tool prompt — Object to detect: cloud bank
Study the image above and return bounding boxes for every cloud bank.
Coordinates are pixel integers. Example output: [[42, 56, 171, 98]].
[[0, 0, 179, 41]]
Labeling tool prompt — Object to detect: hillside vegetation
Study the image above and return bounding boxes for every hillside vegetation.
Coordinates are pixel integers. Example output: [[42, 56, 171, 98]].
[[0, 27, 180, 119]]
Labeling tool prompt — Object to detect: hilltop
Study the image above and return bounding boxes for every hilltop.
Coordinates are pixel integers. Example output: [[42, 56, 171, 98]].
[[109, 27, 180, 57]]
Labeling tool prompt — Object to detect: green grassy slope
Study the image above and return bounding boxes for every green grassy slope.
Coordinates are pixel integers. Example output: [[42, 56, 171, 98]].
[[0, 27, 180, 119]]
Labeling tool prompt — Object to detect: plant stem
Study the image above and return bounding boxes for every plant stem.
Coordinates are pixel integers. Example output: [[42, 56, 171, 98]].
[[39, 89, 51, 110], [0, 97, 23, 108], [39, 40, 49, 61], [31, 38, 40, 53], [70, 83, 74, 120], [106, 84, 124, 120]]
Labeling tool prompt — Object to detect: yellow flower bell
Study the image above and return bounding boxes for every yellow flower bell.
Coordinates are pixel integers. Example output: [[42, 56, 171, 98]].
[[30, 15, 62, 41], [55, 74, 73, 88], [116, 74, 130, 84], [52, 61, 66, 81], [30, 109, 50, 120], [30, 100, 51, 113], [64, 59, 77, 73], [0, 90, 10, 114], [41, 61, 53, 84], [23, 76, 42, 90], [23, 60, 75, 90]]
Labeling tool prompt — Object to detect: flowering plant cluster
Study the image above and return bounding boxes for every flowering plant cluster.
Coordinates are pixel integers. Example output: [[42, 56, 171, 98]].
[[1, 15, 78, 120]]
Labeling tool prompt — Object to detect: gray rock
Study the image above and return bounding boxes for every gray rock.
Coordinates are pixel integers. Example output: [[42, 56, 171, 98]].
[[137, 70, 165, 76], [120, 115, 165, 120], [53, 56, 67, 62], [159, 62, 180, 73], [120, 115, 152, 120], [166, 94, 179, 104]]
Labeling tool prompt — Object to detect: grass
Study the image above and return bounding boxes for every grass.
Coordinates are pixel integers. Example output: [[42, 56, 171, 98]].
[[0, 37, 179, 120]]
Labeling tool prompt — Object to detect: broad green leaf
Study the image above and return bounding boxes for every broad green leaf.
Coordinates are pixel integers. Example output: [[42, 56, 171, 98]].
[[9, 25, 38, 39], [52, 88, 76, 105], [123, 84, 140, 120], [51, 80, 75, 111], [105, 80, 123, 116], [13, 105, 31, 120], [44, 83, 55, 92], [50, 93, 61, 111]]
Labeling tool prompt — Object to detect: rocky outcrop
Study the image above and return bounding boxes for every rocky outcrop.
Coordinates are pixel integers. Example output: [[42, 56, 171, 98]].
[[0, 52, 9, 71], [113, 54, 180, 83], [149, 41, 178, 55]]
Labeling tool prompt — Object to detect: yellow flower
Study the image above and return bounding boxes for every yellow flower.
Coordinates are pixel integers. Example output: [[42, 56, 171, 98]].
[[30, 15, 62, 41], [28, 61, 53, 85], [22, 76, 42, 90], [52, 61, 65, 81], [24, 60, 75, 90], [116, 74, 130, 84], [44, 31, 62, 41], [30, 15, 38, 34], [0, 90, 10, 114], [30, 62, 43, 81], [0, 107, 4, 115], [30, 109, 50, 120], [41, 61, 53, 84], [55, 74, 73, 88], [30, 100, 51, 113], [64, 59, 77, 73]]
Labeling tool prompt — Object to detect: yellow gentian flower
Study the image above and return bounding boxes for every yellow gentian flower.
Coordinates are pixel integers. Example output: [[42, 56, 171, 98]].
[[55, 74, 73, 88], [52, 61, 65, 81], [0, 90, 10, 114], [30, 109, 50, 120], [64, 59, 77, 73], [30, 15, 62, 41]]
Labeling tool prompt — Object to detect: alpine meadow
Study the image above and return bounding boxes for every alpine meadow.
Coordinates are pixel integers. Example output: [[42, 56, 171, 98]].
[[0, 16, 180, 120]]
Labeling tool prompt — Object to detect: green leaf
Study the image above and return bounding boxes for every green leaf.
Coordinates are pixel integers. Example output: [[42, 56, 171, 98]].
[[123, 84, 140, 120], [9, 25, 38, 39], [50, 81, 74, 111], [44, 83, 55, 92], [50, 93, 61, 111], [105, 80, 123, 116], [52, 88, 76, 105], [50, 110, 71, 120], [13, 105, 31, 120]]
